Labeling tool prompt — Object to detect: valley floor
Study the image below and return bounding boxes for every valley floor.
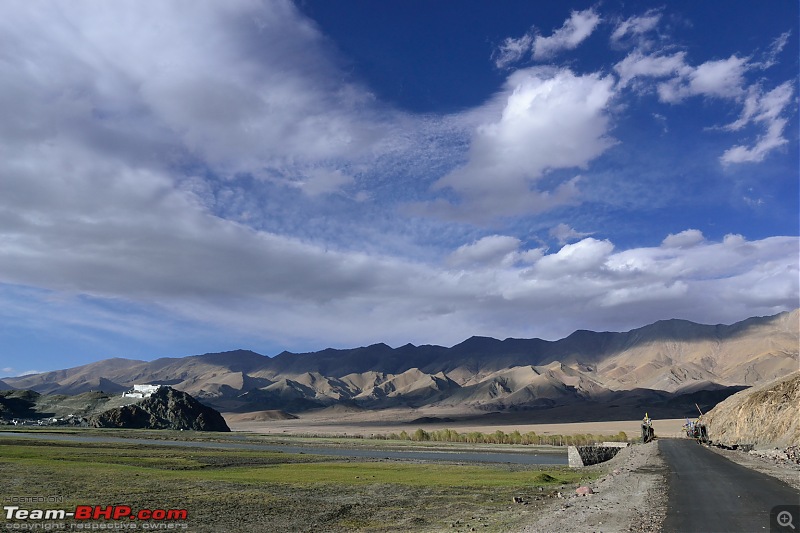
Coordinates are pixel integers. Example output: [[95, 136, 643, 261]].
[[225, 410, 688, 441], [4, 429, 795, 532], [0, 429, 596, 532]]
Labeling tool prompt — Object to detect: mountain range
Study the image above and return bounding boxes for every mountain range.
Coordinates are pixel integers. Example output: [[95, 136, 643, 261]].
[[3, 310, 797, 419]]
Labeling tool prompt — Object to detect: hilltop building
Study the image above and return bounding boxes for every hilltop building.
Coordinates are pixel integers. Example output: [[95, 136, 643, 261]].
[[122, 384, 162, 399]]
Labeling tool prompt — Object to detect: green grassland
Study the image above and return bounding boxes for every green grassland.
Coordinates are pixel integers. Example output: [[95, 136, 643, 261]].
[[0, 432, 598, 532]]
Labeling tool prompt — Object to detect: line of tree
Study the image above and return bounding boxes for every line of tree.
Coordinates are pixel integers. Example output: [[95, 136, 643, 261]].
[[375, 428, 629, 446]]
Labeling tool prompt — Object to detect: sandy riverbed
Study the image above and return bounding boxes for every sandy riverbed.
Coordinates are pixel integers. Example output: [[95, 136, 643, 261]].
[[225, 410, 687, 440]]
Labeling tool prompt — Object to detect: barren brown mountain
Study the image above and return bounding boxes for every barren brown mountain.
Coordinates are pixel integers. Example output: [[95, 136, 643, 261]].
[[3, 310, 797, 418]]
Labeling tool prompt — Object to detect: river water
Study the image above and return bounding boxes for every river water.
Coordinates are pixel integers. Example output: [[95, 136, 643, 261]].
[[0, 431, 567, 465]]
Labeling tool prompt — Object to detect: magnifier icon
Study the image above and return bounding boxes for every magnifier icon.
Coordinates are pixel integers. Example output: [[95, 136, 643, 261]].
[[778, 510, 796, 530]]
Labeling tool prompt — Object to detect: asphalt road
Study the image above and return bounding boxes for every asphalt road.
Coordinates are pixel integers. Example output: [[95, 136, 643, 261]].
[[659, 438, 800, 533]]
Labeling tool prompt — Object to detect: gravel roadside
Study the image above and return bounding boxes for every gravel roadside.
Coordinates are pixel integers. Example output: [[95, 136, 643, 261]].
[[706, 445, 800, 491], [519, 441, 667, 533]]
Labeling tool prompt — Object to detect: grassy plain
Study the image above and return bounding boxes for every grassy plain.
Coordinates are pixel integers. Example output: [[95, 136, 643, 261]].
[[0, 430, 597, 532]]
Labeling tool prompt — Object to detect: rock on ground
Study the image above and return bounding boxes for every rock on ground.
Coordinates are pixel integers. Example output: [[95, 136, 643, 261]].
[[519, 441, 667, 533]]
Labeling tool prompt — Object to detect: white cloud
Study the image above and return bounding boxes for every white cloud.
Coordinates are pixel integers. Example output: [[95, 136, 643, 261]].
[[591, 235, 797, 323], [686, 55, 750, 98], [600, 280, 689, 308], [429, 68, 616, 220], [293, 169, 355, 196], [721, 119, 789, 164], [0, 171, 796, 346], [532, 238, 615, 277], [493, 9, 600, 67], [549, 223, 593, 244], [614, 42, 793, 165], [447, 235, 543, 268], [509, 233, 795, 335], [657, 55, 749, 102], [722, 234, 747, 246], [0, 0, 389, 197], [756, 31, 791, 69], [494, 32, 535, 69], [615, 51, 689, 88], [610, 11, 662, 47], [662, 229, 705, 249], [533, 9, 601, 61], [732, 81, 793, 125], [0, 141, 401, 304], [720, 81, 794, 164], [448, 235, 521, 267], [743, 196, 765, 208], [615, 50, 750, 103]]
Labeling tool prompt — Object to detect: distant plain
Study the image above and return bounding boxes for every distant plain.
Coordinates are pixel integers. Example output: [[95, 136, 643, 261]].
[[225, 409, 688, 440]]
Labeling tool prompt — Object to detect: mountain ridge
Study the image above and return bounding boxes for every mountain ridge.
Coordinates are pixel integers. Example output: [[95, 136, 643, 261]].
[[4, 310, 797, 416]]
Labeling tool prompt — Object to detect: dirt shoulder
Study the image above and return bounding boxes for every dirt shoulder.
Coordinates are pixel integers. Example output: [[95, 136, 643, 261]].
[[707, 446, 800, 491], [519, 441, 667, 533]]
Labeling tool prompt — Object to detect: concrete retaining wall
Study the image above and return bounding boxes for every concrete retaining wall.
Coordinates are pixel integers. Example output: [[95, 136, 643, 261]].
[[567, 444, 628, 467], [568, 446, 584, 467]]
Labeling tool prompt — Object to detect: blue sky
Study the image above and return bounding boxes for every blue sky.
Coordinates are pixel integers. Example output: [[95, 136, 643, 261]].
[[0, 1, 798, 376]]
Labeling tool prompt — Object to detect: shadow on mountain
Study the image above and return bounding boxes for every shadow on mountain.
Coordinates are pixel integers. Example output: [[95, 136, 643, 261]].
[[0, 390, 54, 419], [413, 385, 749, 426], [226, 387, 326, 413]]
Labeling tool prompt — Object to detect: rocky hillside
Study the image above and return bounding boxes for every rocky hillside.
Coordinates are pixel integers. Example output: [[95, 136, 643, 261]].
[[705, 371, 800, 448], [0, 389, 42, 419], [3, 310, 797, 415], [89, 387, 230, 432], [0, 389, 133, 422]]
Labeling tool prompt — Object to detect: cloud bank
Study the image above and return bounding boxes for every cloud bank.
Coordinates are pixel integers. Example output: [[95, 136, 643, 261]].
[[0, 1, 796, 362]]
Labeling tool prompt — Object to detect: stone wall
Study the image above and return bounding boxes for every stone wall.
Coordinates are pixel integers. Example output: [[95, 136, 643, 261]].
[[568, 444, 628, 467]]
